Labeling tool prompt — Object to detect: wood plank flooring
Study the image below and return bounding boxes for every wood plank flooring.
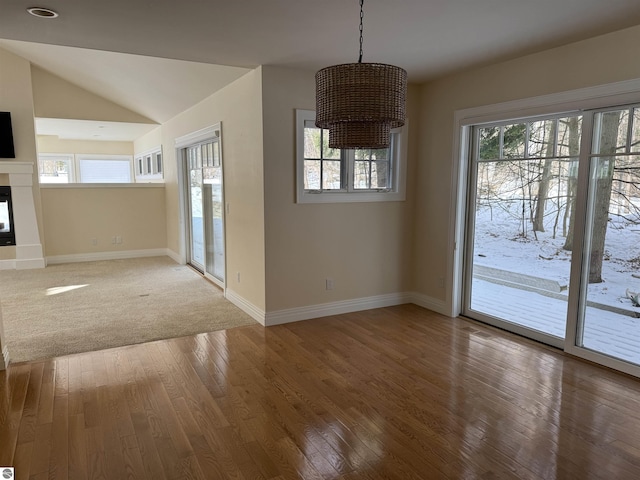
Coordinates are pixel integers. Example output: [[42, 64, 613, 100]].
[[2, 304, 640, 479]]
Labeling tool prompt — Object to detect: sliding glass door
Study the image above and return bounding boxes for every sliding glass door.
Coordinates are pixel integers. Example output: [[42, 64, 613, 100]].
[[185, 139, 225, 286], [574, 106, 640, 367], [464, 114, 582, 347], [463, 104, 640, 374]]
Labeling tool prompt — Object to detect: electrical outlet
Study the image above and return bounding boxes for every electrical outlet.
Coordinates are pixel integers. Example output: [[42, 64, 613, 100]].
[[326, 278, 334, 290], [111, 236, 117, 244], [91, 238, 97, 246], [237, 272, 241, 283], [116, 236, 122, 244], [438, 277, 445, 288]]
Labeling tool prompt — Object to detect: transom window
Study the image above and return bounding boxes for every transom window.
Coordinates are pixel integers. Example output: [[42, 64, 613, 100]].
[[38, 154, 135, 184]]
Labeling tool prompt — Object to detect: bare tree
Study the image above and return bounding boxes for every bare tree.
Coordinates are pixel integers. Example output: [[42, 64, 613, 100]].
[[532, 121, 557, 232], [588, 111, 621, 283]]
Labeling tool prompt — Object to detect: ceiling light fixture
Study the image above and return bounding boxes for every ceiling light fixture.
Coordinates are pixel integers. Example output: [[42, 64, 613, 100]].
[[27, 7, 59, 19], [315, 0, 407, 149]]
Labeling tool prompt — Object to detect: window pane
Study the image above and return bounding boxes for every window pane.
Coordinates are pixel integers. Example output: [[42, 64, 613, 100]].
[[371, 161, 390, 189], [304, 127, 321, 158], [370, 148, 388, 161], [503, 123, 526, 159], [632, 108, 640, 153], [322, 160, 342, 189], [304, 160, 320, 190], [213, 141, 220, 166], [528, 119, 555, 158], [479, 126, 500, 160], [322, 132, 341, 159], [354, 161, 370, 189], [79, 159, 131, 183], [557, 116, 582, 157], [595, 110, 628, 155], [39, 157, 71, 183], [355, 149, 370, 161]]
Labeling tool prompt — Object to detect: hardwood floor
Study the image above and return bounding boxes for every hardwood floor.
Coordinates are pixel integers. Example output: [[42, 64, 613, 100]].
[[2, 304, 640, 479]]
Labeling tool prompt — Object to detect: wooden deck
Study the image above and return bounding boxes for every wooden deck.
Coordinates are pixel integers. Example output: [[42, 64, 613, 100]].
[[2, 304, 640, 479]]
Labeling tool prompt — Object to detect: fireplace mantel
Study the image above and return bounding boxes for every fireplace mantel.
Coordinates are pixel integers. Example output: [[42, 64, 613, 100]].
[[0, 161, 45, 269]]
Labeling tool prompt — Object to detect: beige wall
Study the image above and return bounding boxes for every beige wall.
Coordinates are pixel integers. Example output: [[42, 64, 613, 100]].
[[37, 136, 134, 155], [31, 66, 154, 123], [133, 127, 162, 155], [260, 66, 419, 311], [40, 186, 166, 256], [135, 69, 266, 310], [414, 24, 640, 302]]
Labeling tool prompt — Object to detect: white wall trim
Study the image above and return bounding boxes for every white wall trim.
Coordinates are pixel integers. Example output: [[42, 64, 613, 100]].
[[46, 248, 172, 265], [224, 290, 451, 327], [410, 292, 452, 317], [225, 288, 266, 325], [0, 260, 16, 270], [264, 292, 414, 326], [454, 77, 640, 126], [174, 124, 220, 149], [15, 257, 46, 270], [165, 248, 183, 265]]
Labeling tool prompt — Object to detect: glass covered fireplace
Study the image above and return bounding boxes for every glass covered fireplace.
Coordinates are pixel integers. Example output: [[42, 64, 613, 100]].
[[0, 186, 16, 246]]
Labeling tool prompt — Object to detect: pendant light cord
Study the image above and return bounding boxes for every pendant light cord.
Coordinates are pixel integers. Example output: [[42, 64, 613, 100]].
[[358, 0, 364, 63]]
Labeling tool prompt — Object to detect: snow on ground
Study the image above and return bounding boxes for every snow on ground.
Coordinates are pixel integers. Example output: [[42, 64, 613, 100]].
[[473, 203, 640, 312], [471, 202, 640, 364]]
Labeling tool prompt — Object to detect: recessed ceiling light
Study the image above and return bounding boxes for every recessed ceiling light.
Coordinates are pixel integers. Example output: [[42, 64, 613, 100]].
[[27, 7, 59, 19]]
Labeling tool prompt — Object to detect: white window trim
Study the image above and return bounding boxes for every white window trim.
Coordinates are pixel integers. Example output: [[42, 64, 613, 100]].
[[37, 153, 75, 183], [38, 153, 135, 184], [75, 154, 134, 183], [296, 109, 408, 204], [134, 146, 164, 182]]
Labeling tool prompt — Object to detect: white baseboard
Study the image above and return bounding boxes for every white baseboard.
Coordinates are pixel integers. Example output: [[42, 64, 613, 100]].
[[0, 258, 45, 270], [409, 291, 449, 316], [16, 258, 46, 269], [0, 259, 16, 270], [264, 292, 414, 326], [224, 289, 450, 327], [165, 249, 183, 264], [46, 248, 171, 265], [225, 288, 266, 325]]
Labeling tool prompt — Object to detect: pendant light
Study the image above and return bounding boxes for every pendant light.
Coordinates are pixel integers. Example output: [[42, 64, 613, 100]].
[[315, 0, 407, 149]]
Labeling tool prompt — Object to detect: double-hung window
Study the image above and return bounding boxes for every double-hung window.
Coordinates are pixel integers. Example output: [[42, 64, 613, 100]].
[[296, 109, 407, 203]]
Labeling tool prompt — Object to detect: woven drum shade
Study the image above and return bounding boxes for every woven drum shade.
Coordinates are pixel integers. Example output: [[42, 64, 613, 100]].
[[315, 62, 407, 149]]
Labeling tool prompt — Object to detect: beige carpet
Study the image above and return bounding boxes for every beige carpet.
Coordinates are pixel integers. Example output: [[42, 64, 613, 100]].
[[0, 256, 257, 363]]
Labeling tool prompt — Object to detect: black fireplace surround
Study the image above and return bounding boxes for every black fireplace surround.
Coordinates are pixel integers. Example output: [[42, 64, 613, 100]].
[[0, 186, 16, 246]]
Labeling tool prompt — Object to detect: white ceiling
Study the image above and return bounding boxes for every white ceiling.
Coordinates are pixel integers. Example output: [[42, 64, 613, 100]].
[[2, 0, 640, 140]]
